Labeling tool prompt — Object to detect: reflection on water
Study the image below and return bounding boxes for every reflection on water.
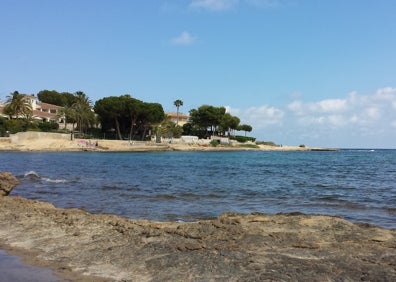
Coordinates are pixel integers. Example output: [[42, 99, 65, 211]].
[[0, 250, 60, 282]]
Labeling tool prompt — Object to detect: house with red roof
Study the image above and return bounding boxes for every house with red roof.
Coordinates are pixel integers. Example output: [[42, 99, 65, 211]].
[[0, 94, 64, 123]]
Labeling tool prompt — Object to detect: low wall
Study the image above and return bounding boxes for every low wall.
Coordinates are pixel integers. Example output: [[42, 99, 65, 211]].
[[9, 132, 70, 143]]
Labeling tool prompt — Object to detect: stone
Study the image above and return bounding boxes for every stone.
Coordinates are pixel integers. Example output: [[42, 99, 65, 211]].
[[0, 197, 395, 281], [0, 172, 19, 196]]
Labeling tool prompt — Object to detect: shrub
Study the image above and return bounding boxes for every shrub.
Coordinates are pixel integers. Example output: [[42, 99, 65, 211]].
[[256, 141, 279, 147], [38, 121, 59, 132], [210, 139, 219, 147], [230, 135, 256, 143], [4, 119, 29, 133]]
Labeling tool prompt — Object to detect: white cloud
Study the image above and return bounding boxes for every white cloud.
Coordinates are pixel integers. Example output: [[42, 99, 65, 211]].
[[225, 87, 396, 147], [287, 100, 304, 115], [373, 87, 396, 101], [288, 98, 348, 115], [190, 0, 239, 11], [365, 107, 380, 120], [189, 0, 284, 11], [227, 105, 284, 129], [171, 31, 197, 46], [287, 87, 396, 128], [316, 99, 348, 113], [245, 0, 283, 8]]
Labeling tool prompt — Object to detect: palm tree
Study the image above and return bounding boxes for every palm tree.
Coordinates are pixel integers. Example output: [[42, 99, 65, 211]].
[[173, 99, 183, 125], [57, 105, 77, 130], [3, 91, 32, 120], [72, 91, 94, 134]]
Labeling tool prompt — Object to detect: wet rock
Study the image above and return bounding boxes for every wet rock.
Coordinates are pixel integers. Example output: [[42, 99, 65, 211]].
[[0, 197, 395, 281], [0, 172, 19, 196]]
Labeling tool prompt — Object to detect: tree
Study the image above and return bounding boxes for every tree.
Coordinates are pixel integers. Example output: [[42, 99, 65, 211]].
[[139, 102, 165, 140], [220, 113, 240, 136], [37, 90, 63, 106], [173, 99, 183, 125], [94, 96, 125, 140], [159, 116, 183, 139], [95, 95, 165, 140], [72, 91, 95, 134], [238, 124, 253, 136], [57, 105, 77, 130], [3, 91, 32, 120], [189, 105, 226, 136], [122, 95, 143, 140]]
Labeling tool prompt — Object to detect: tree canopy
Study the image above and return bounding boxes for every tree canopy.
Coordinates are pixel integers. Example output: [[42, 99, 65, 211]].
[[187, 105, 247, 138], [2, 88, 254, 141], [37, 90, 76, 107], [94, 95, 165, 140], [3, 91, 32, 120]]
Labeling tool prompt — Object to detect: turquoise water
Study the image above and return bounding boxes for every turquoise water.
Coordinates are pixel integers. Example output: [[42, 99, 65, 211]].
[[1, 150, 395, 228]]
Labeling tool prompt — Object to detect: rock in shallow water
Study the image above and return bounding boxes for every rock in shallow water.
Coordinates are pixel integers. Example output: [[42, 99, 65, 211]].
[[0, 171, 19, 196]]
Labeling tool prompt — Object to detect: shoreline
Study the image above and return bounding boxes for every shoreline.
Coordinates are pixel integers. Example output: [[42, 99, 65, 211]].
[[0, 132, 338, 153], [0, 196, 395, 281]]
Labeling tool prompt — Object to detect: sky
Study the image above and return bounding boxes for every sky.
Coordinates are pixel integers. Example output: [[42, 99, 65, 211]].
[[1, 0, 395, 148]]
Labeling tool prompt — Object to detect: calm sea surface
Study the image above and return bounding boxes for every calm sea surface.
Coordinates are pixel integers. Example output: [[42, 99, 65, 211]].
[[1, 150, 395, 229]]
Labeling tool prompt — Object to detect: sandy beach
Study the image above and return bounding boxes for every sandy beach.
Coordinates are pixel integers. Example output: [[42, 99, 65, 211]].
[[0, 132, 330, 152]]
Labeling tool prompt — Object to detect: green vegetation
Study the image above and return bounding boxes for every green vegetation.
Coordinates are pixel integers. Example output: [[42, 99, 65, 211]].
[[210, 139, 219, 147], [1, 90, 255, 142], [256, 141, 279, 147], [184, 105, 251, 139], [173, 99, 183, 125], [237, 143, 259, 149], [38, 121, 60, 132], [3, 91, 32, 120], [0, 118, 29, 134], [94, 95, 165, 140], [230, 135, 256, 143]]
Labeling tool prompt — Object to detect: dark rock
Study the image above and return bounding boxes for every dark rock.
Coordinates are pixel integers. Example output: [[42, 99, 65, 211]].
[[0, 172, 19, 196]]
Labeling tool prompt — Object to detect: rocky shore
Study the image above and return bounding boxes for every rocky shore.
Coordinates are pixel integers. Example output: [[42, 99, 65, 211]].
[[0, 193, 395, 281], [0, 132, 337, 152]]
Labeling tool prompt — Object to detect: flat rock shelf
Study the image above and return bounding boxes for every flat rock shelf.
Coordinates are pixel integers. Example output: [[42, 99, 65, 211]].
[[0, 196, 395, 281]]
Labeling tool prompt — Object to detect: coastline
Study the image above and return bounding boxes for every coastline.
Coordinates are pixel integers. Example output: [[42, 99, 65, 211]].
[[0, 132, 337, 152], [0, 196, 395, 281]]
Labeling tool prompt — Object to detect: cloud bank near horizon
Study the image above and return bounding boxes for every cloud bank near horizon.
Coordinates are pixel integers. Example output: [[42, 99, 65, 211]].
[[227, 87, 396, 148]]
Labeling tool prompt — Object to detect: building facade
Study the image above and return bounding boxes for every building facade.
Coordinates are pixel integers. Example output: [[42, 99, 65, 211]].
[[0, 94, 64, 123]]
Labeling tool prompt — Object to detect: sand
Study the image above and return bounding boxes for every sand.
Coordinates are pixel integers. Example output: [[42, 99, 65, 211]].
[[0, 132, 325, 152]]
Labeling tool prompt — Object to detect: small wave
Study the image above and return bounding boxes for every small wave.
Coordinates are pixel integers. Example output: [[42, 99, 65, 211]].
[[23, 171, 66, 183], [41, 177, 67, 183], [24, 171, 40, 179]]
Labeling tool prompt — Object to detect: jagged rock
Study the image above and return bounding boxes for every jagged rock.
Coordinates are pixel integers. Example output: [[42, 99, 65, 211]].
[[0, 172, 19, 196]]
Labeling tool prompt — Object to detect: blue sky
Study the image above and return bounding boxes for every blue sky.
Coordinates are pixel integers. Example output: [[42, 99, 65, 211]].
[[1, 0, 395, 148]]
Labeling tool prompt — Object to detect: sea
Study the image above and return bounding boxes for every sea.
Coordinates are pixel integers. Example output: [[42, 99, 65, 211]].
[[1, 149, 395, 229]]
